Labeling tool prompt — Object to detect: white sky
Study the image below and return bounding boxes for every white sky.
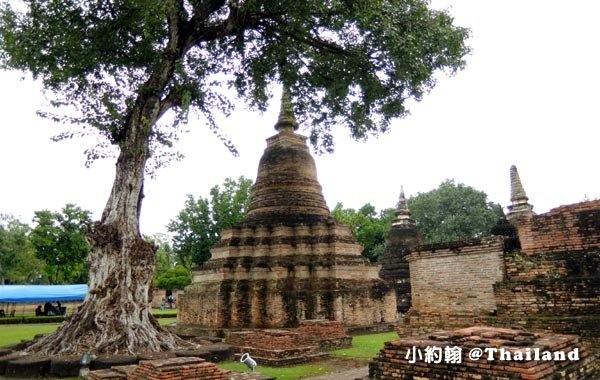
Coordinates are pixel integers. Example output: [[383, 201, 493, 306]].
[[1, 0, 599, 235]]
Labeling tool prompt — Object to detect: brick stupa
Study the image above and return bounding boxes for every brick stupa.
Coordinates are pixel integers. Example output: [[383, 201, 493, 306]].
[[378, 186, 422, 313], [178, 89, 396, 329]]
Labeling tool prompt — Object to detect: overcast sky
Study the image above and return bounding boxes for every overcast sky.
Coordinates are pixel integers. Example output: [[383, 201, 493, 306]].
[[1, 0, 599, 235]]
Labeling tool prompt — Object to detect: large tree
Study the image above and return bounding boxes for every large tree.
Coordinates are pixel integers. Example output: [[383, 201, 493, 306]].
[[0, 0, 469, 354], [168, 176, 252, 268], [408, 179, 502, 244], [30, 204, 92, 284]]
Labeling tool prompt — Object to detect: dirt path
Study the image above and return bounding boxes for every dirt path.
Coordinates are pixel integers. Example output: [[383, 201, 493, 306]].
[[304, 365, 368, 380]]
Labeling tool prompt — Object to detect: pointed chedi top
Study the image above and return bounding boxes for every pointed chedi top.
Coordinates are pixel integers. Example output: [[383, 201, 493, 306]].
[[507, 165, 533, 220], [244, 83, 330, 225], [274, 85, 299, 132], [510, 165, 529, 203], [392, 185, 416, 227]]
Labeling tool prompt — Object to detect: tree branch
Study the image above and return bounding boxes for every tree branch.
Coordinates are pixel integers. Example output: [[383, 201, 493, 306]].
[[262, 18, 351, 56]]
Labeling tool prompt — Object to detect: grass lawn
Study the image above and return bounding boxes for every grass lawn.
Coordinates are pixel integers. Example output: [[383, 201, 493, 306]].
[[216, 331, 399, 379], [331, 331, 398, 359], [0, 323, 61, 347], [0, 318, 177, 348], [151, 308, 178, 316], [219, 361, 333, 379], [0, 322, 395, 380]]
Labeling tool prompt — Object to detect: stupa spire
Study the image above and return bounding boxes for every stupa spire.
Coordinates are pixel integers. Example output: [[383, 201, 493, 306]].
[[510, 165, 528, 203], [507, 165, 533, 220], [392, 186, 416, 227], [274, 85, 299, 132]]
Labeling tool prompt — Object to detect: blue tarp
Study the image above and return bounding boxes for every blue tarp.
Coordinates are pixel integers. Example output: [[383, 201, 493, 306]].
[[0, 284, 88, 303]]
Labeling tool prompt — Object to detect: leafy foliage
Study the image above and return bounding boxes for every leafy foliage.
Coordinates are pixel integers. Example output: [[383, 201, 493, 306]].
[[168, 176, 253, 268], [0, 214, 45, 284], [408, 180, 502, 244], [0, 0, 470, 157], [332, 203, 394, 262], [146, 233, 178, 285], [154, 265, 192, 291], [30, 204, 92, 284]]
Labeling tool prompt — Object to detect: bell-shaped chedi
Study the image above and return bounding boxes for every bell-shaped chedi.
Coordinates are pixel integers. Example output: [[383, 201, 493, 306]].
[[178, 89, 396, 330], [243, 87, 330, 225], [378, 186, 422, 313]]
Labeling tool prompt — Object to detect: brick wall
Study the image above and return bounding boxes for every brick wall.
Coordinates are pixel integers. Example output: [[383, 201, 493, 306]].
[[406, 237, 506, 315], [227, 330, 306, 351], [503, 248, 599, 282], [516, 200, 600, 255], [226, 320, 352, 352], [494, 277, 600, 316], [295, 320, 347, 340]]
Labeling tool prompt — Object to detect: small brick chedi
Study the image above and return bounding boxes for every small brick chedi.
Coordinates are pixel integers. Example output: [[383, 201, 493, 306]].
[[378, 187, 422, 313], [178, 90, 395, 329]]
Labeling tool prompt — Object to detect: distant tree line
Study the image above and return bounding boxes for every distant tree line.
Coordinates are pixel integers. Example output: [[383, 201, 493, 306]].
[[0, 204, 91, 285], [168, 178, 502, 266], [1, 178, 501, 286]]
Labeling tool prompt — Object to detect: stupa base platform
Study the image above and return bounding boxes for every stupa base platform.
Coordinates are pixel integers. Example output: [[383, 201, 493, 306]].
[[179, 277, 396, 330], [226, 324, 341, 367], [368, 326, 599, 380]]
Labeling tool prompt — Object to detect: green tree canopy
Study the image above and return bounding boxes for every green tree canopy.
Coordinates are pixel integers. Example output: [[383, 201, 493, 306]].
[[0, 214, 46, 284], [30, 204, 92, 284], [332, 203, 394, 262], [0, 0, 470, 156], [145, 233, 177, 282], [168, 176, 253, 268], [155, 265, 192, 291], [408, 179, 502, 244]]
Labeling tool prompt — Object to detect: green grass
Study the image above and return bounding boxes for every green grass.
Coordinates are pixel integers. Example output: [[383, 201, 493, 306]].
[[0, 323, 61, 347], [219, 361, 333, 379], [0, 318, 177, 348], [217, 332, 399, 379], [0, 323, 395, 380], [331, 331, 398, 359], [158, 317, 177, 326], [151, 308, 178, 316]]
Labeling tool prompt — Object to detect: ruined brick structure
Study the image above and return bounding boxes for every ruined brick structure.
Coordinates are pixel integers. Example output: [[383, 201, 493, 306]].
[[378, 187, 422, 313], [394, 166, 600, 344], [408, 237, 506, 315], [226, 329, 326, 367], [178, 90, 396, 330], [88, 357, 275, 380], [369, 326, 599, 379], [224, 319, 351, 366], [490, 201, 600, 343], [396, 236, 512, 336]]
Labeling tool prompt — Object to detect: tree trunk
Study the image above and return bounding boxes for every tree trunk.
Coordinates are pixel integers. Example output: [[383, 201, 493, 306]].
[[27, 95, 190, 355]]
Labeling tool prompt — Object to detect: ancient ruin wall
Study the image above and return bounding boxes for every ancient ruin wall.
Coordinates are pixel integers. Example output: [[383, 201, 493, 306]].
[[516, 200, 600, 255], [492, 200, 600, 341], [178, 277, 396, 329], [407, 237, 506, 315]]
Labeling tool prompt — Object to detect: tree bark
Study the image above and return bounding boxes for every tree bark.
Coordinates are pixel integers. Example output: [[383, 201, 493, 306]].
[[24, 0, 248, 355], [27, 83, 191, 355]]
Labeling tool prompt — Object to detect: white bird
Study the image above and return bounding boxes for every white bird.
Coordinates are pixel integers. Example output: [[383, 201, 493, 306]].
[[240, 353, 257, 372]]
